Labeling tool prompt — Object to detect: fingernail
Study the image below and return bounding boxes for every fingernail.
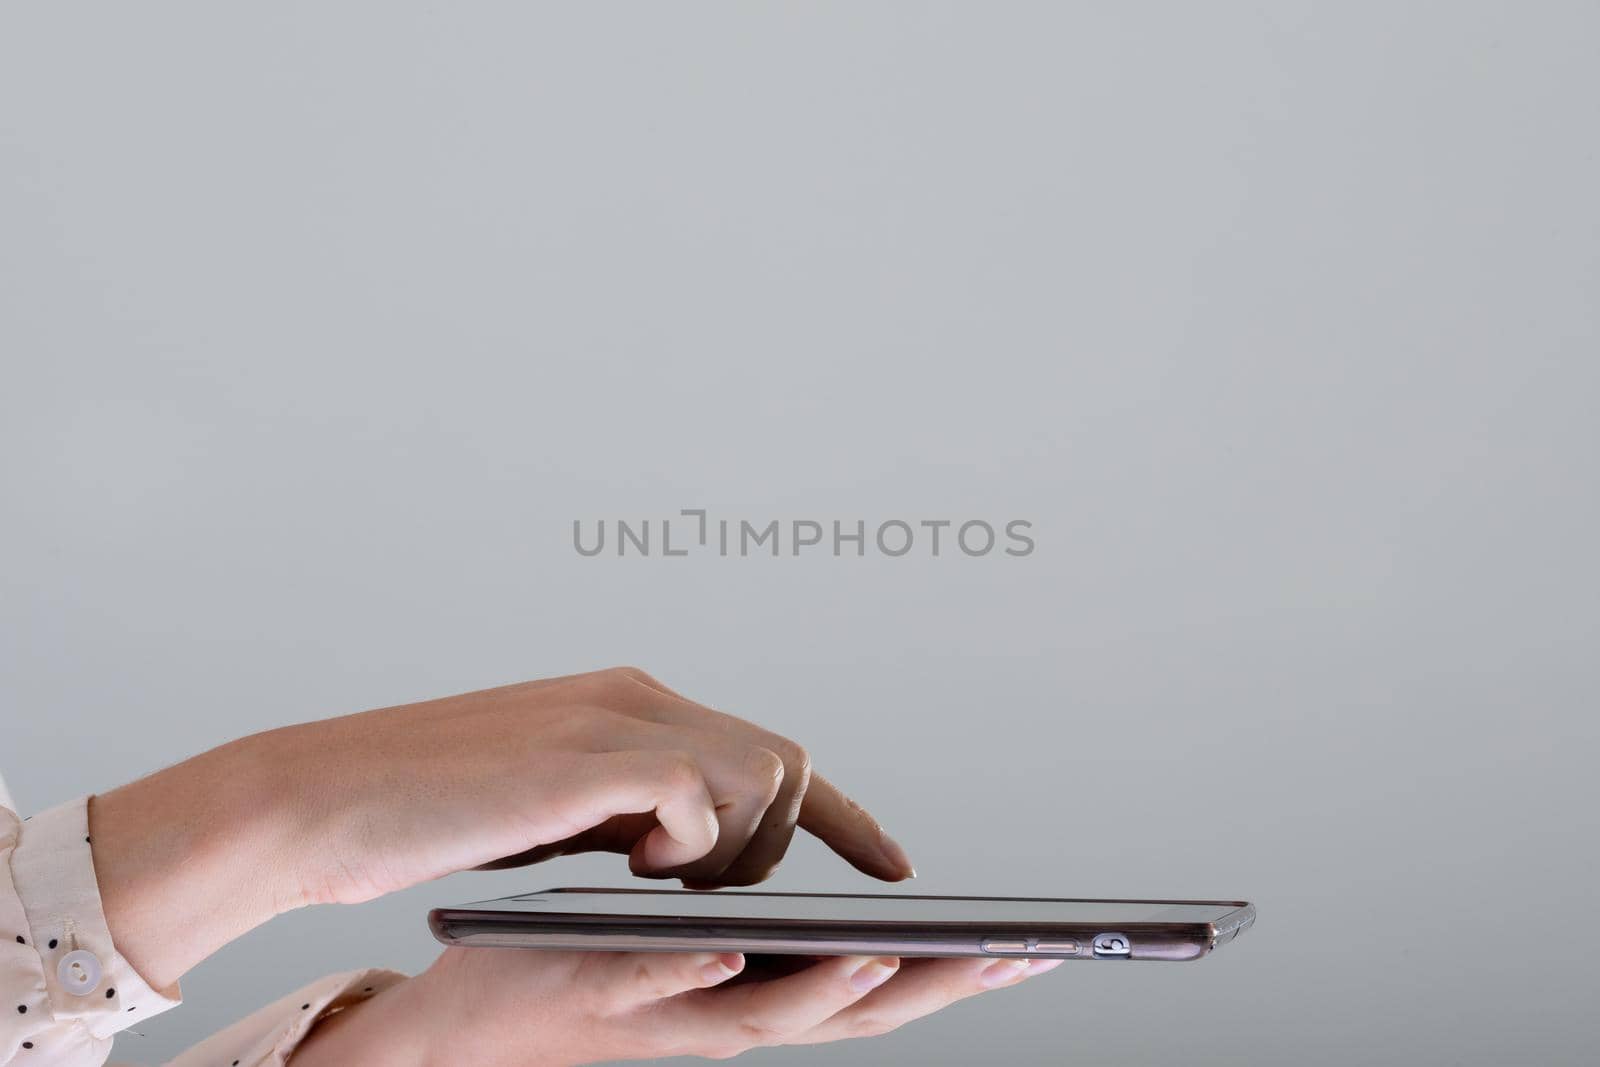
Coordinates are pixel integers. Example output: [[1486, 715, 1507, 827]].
[[850, 957, 900, 992], [876, 829, 916, 880], [980, 959, 1030, 988], [701, 953, 744, 985], [1025, 958, 1065, 976]]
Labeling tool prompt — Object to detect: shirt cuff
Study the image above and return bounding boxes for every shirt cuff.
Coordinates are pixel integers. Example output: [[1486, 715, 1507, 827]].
[[8, 796, 182, 1041], [165, 968, 409, 1067]]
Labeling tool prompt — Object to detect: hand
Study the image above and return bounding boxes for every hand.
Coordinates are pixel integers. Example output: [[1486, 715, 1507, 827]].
[[89, 667, 914, 988], [289, 947, 1062, 1066]]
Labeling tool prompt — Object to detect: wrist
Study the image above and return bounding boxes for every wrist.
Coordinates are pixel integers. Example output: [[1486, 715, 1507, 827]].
[[91, 734, 305, 987], [289, 977, 435, 1067]]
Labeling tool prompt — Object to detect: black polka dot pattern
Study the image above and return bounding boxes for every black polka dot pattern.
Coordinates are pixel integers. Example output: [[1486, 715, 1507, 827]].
[[3, 963, 386, 1061]]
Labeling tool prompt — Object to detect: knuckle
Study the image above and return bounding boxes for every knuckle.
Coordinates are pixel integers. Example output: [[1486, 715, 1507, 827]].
[[643, 973, 686, 1002], [743, 746, 787, 795], [565, 671, 623, 707], [762, 737, 812, 789], [768, 736, 808, 768], [787, 743, 814, 782], [660, 751, 705, 792], [850, 1015, 898, 1039], [609, 664, 663, 689], [737, 1019, 790, 1048], [567, 704, 625, 742]]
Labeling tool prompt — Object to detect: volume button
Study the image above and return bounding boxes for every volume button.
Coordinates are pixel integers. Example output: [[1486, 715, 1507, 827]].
[[979, 939, 1030, 954], [1034, 940, 1080, 954]]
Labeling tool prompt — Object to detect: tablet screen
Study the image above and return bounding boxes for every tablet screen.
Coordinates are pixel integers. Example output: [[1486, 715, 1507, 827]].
[[487, 890, 1238, 926]]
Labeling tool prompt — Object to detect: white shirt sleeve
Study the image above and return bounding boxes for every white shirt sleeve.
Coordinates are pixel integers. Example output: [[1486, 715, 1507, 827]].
[[1, 786, 405, 1066], [2, 795, 181, 1064], [161, 969, 406, 1067]]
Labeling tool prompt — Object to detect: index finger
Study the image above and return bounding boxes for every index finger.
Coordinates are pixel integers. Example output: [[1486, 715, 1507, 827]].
[[797, 773, 916, 881]]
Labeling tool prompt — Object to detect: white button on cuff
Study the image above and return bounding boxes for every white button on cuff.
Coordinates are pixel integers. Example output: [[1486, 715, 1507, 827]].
[[58, 950, 103, 996]]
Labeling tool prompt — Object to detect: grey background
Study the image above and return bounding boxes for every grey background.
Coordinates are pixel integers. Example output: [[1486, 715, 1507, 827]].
[[2, 2, 1597, 1064]]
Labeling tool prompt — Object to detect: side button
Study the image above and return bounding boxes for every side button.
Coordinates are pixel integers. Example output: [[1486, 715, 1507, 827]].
[[1034, 940, 1079, 954], [1092, 932, 1132, 958]]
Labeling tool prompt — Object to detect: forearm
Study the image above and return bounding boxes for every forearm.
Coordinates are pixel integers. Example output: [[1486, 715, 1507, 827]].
[[89, 735, 306, 989]]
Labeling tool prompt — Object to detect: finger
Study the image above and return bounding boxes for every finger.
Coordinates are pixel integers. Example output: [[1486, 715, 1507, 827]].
[[713, 739, 810, 886], [553, 750, 719, 872], [797, 772, 916, 881], [610, 720, 787, 883], [604, 677, 814, 887], [596, 950, 747, 1005], [674, 956, 902, 1056], [792, 956, 1053, 1045], [666, 747, 785, 882]]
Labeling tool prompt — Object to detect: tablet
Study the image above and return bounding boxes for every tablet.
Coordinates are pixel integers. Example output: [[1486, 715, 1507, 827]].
[[429, 888, 1256, 961]]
